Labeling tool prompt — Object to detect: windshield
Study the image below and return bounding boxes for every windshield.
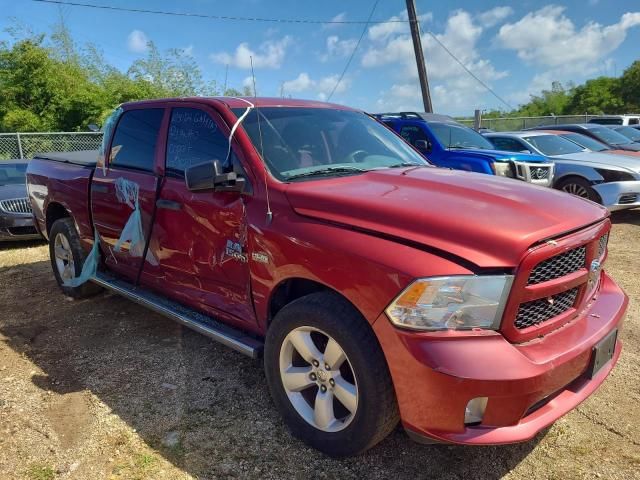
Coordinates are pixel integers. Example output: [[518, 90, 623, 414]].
[[429, 123, 496, 150], [614, 126, 640, 142], [561, 132, 609, 152], [589, 126, 633, 145], [234, 108, 429, 181], [522, 135, 584, 156], [0, 162, 27, 186]]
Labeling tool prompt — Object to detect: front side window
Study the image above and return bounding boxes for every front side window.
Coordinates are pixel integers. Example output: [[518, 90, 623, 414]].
[[109, 109, 164, 171], [166, 108, 229, 175], [488, 137, 529, 153], [234, 108, 429, 181], [522, 135, 583, 156], [613, 126, 640, 142], [399, 125, 429, 147], [429, 123, 495, 150]]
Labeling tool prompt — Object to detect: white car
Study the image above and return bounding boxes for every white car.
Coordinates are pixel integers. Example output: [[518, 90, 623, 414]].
[[588, 115, 640, 127]]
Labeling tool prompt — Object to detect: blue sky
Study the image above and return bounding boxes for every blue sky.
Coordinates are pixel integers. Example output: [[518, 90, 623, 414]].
[[2, 0, 640, 115]]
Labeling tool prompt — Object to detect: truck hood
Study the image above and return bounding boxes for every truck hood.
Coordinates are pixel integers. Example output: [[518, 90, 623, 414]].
[[552, 151, 640, 174], [451, 148, 549, 164], [285, 167, 607, 268]]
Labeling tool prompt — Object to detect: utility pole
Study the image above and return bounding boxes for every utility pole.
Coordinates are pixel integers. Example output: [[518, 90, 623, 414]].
[[406, 0, 433, 113]]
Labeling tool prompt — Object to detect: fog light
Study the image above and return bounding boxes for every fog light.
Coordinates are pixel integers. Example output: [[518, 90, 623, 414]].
[[464, 397, 488, 425]]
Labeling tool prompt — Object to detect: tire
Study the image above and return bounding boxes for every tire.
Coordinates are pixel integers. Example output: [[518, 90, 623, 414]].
[[264, 291, 399, 457], [49, 217, 102, 299], [556, 176, 601, 204]]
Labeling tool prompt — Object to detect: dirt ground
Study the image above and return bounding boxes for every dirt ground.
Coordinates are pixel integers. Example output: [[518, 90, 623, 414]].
[[1, 212, 639, 480]]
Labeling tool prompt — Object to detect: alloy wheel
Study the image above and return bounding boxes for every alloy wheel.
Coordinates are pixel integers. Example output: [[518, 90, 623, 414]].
[[279, 326, 358, 432], [562, 183, 589, 198], [54, 232, 75, 281]]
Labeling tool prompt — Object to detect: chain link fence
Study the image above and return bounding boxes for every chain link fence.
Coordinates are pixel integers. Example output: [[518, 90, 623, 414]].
[[457, 114, 599, 132], [0, 132, 103, 160]]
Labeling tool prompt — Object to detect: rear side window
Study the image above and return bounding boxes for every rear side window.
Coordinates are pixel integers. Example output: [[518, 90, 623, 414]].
[[166, 108, 229, 174], [489, 137, 529, 152], [109, 109, 164, 171]]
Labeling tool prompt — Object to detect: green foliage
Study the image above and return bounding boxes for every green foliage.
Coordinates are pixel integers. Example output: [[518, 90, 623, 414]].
[[0, 19, 242, 132], [565, 77, 624, 114], [619, 60, 640, 112]]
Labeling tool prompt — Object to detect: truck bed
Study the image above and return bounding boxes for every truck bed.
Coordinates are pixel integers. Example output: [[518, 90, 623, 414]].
[[35, 149, 99, 166], [26, 155, 95, 244]]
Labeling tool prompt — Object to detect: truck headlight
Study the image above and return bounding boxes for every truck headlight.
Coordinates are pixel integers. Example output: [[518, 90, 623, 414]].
[[385, 275, 514, 331]]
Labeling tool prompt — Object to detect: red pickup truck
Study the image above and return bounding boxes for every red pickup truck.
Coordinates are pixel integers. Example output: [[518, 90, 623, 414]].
[[27, 97, 627, 457]]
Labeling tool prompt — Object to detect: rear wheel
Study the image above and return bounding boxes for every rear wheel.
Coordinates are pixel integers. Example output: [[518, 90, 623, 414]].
[[49, 218, 102, 299], [264, 292, 399, 457], [556, 177, 601, 203]]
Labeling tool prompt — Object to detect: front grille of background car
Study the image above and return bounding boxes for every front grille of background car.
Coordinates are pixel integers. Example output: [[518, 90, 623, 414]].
[[515, 288, 579, 329], [618, 194, 637, 205], [527, 246, 586, 285], [514, 233, 609, 331], [0, 198, 31, 214]]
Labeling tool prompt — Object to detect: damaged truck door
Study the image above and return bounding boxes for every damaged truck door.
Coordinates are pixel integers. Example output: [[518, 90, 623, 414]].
[[139, 104, 256, 328]]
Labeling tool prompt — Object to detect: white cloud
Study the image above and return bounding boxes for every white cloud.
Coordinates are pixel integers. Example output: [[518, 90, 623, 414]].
[[497, 7, 640, 71], [210, 36, 292, 69], [478, 6, 513, 28], [282, 72, 350, 101], [242, 76, 256, 95], [323, 12, 347, 30], [320, 35, 357, 62], [127, 30, 149, 53], [362, 9, 507, 113]]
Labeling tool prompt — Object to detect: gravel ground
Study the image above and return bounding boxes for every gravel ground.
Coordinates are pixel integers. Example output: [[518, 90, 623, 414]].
[[1, 211, 639, 480]]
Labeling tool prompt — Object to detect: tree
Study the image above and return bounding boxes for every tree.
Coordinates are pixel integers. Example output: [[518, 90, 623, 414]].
[[619, 61, 640, 112], [565, 77, 624, 114]]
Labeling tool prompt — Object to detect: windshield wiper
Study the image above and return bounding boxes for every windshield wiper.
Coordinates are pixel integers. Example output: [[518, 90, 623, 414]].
[[387, 162, 424, 168], [285, 166, 367, 180]]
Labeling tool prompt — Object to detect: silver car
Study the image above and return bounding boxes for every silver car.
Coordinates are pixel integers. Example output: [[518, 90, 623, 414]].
[[484, 131, 640, 211]]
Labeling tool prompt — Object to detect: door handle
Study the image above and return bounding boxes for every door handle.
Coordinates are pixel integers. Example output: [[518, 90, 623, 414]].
[[156, 199, 182, 211], [92, 184, 108, 193]]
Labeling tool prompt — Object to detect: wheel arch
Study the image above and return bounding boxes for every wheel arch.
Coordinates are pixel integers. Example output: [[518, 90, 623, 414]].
[[45, 201, 71, 235]]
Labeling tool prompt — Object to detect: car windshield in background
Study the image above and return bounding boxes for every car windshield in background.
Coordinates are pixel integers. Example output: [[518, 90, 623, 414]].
[[430, 123, 496, 150], [523, 135, 584, 156], [562, 132, 609, 152], [0, 162, 27, 186], [589, 126, 634, 145], [614, 126, 640, 142], [234, 108, 429, 181]]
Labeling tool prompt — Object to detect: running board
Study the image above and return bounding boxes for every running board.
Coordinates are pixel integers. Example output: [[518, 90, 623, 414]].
[[91, 271, 263, 359]]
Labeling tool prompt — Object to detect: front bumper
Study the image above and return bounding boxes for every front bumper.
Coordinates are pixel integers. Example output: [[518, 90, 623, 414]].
[[0, 213, 42, 241], [592, 181, 640, 211], [373, 273, 627, 445]]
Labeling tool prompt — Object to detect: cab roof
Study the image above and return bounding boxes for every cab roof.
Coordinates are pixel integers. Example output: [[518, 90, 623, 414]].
[[123, 96, 355, 111]]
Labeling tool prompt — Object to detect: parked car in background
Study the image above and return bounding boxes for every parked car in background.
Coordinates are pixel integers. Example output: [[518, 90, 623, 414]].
[[0, 159, 41, 241], [609, 125, 640, 144], [484, 131, 640, 210], [26, 97, 626, 456], [375, 112, 554, 186], [528, 130, 640, 159], [588, 115, 640, 126], [539, 124, 640, 152]]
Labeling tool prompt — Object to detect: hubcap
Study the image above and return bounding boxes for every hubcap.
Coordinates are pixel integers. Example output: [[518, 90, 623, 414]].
[[279, 326, 358, 432], [562, 183, 589, 198], [54, 233, 75, 281]]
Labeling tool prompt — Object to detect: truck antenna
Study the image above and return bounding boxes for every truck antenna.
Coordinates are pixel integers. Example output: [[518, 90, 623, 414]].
[[250, 55, 273, 225]]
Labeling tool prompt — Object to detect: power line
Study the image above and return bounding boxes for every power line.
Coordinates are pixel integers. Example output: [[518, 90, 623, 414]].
[[425, 30, 513, 111], [31, 0, 407, 25], [327, 0, 379, 102]]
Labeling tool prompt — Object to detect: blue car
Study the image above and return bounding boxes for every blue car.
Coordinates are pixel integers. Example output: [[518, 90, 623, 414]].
[[374, 112, 555, 186]]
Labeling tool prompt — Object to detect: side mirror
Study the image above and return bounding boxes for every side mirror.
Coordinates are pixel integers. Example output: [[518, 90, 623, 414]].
[[415, 139, 431, 151], [185, 160, 246, 193]]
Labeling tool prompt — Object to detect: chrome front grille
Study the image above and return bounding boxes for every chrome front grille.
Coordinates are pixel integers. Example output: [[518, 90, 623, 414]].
[[515, 288, 579, 330], [513, 161, 555, 187], [527, 246, 586, 285], [0, 197, 31, 214], [597, 233, 608, 258]]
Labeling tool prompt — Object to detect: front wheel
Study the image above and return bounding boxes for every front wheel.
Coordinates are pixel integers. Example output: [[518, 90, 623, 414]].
[[264, 292, 399, 457], [556, 177, 601, 204]]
